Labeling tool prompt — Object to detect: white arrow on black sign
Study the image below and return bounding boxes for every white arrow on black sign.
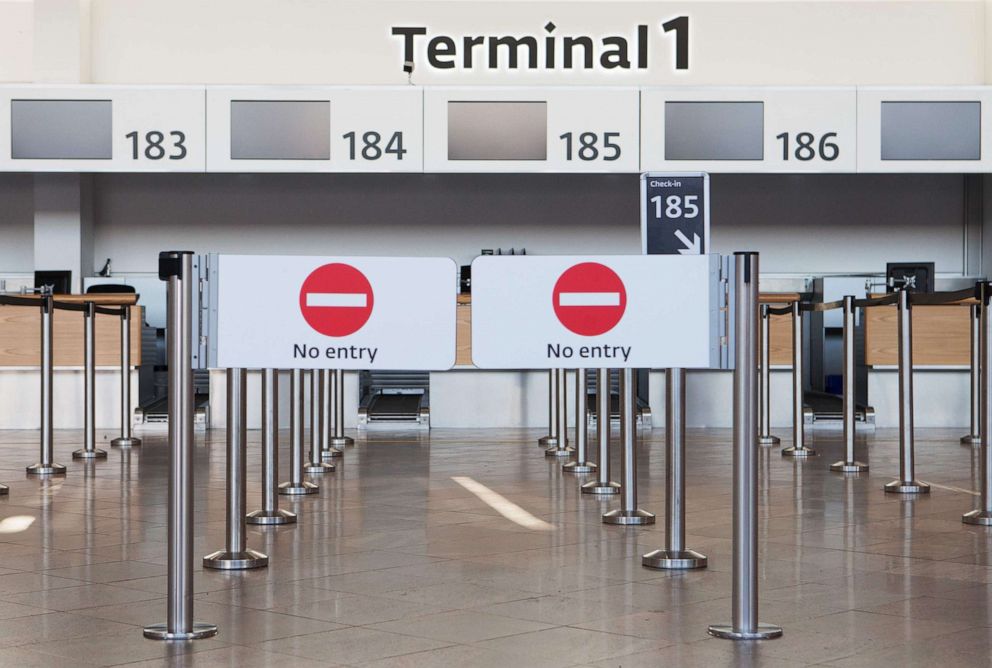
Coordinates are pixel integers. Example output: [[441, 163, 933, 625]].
[[674, 230, 701, 255]]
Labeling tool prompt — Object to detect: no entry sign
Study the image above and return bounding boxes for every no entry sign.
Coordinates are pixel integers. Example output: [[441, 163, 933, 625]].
[[299, 263, 375, 337], [471, 255, 723, 369], [552, 263, 627, 336], [213, 255, 456, 370]]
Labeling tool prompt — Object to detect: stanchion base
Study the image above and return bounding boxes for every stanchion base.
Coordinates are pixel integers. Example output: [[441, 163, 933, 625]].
[[962, 510, 992, 526], [246, 508, 297, 525], [72, 448, 108, 460], [143, 622, 218, 641], [278, 481, 318, 495], [961, 434, 981, 445], [538, 435, 558, 446], [708, 623, 783, 640], [581, 480, 621, 495], [111, 437, 142, 448], [884, 480, 930, 494], [203, 548, 268, 570], [304, 461, 336, 474], [26, 463, 66, 476], [642, 548, 707, 570], [562, 461, 597, 474], [781, 446, 817, 458], [758, 435, 781, 446], [328, 436, 354, 447], [545, 446, 574, 458], [830, 460, 869, 473], [321, 447, 343, 460], [603, 508, 656, 525]]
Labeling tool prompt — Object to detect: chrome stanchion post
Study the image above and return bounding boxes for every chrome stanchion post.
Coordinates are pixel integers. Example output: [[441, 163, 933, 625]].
[[962, 303, 981, 446], [74, 301, 107, 460], [279, 369, 318, 495], [603, 369, 654, 525], [964, 283, 992, 525], [546, 367, 572, 457], [758, 304, 780, 446], [709, 252, 782, 641], [539, 370, 559, 446], [111, 305, 141, 448], [583, 368, 621, 495], [305, 369, 334, 474], [145, 250, 216, 640], [563, 369, 596, 473], [320, 369, 342, 459], [885, 288, 929, 494], [831, 296, 868, 473], [247, 369, 296, 525], [782, 301, 815, 457], [328, 369, 354, 447], [28, 295, 66, 476], [643, 368, 707, 569], [204, 368, 268, 569]]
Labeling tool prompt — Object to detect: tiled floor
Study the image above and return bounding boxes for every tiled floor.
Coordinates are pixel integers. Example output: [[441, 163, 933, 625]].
[[0, 424, 990, 666]]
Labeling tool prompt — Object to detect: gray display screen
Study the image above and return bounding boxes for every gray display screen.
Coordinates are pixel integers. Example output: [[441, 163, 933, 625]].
[[11, 100, 112, 160], [230, 100, 330, 160], [881, 101, 981, 161], [664, 101, 764, 161], [448, 101, 547, 161]]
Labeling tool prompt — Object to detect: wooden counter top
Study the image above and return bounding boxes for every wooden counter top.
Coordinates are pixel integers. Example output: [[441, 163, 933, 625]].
[[5, 293, 139, 306]]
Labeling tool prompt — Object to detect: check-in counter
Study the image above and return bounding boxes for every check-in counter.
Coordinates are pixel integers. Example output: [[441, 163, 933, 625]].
[[863, 294, 973, 366], [0, 294, 141, 429]]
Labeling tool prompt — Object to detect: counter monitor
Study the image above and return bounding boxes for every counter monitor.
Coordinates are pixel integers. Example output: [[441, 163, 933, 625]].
[[447, 101, 547, 161], [664, 101, 764, 161], [230, 100, 330, 160], [11, 99, 112, 160], [880, 101, 980, 161]]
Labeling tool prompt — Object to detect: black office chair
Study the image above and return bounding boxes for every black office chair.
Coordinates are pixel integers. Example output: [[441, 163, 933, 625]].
[[86, 284, 136, 294]]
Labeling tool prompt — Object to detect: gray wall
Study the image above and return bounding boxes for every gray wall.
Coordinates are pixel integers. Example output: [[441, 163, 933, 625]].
[[0, 174, 35, 273], [86, 173, 969, 276]]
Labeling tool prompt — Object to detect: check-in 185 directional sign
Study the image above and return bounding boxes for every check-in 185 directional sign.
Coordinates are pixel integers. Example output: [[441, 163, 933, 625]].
[[214, 255, 456, 370], [471, 255, 722, 369], [641, 172, 709, 255]]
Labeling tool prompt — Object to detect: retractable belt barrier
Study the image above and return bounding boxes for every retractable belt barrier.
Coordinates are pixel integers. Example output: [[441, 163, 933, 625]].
[[0, 295, 135, 482]]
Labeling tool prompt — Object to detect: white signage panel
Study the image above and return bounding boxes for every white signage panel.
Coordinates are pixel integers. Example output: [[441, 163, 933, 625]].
[[857, 87, 992, 173], [215, 255, 456, 370], [424, 87, 640, 173], [206, 86, 424, 172], [471, 255, 721, 369], [641, 87, 857, 173], [0, 85, 206, 172]]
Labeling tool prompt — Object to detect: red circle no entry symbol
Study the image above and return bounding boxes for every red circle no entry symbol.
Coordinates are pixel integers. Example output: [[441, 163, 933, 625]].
[[299, 263, 374, 337], [552, 262, 627, 336]]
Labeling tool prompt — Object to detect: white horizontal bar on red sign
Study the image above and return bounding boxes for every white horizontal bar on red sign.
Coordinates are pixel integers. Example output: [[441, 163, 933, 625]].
[[557, 292, 621, 307], [305, 293, 368, 307]]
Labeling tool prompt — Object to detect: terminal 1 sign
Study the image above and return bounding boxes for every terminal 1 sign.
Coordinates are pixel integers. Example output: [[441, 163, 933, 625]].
[[471, 255, 723, 369], [213, 255, 456, 370]]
